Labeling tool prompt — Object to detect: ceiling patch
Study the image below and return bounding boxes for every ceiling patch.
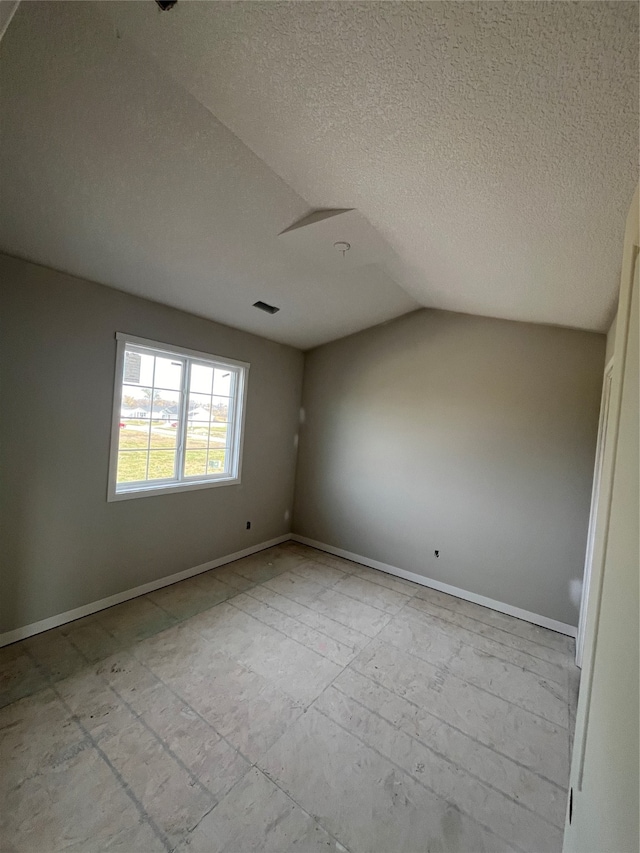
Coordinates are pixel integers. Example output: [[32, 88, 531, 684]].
[[278, 209, 396, 273]]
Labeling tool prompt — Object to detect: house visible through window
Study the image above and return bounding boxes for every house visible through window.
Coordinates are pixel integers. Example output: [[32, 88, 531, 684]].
[[108, 334, 248, 500]]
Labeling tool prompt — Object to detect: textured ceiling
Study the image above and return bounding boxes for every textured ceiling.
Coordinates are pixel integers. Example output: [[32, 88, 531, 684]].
[[0, 1, 417, 349], [1, 2, 638, 348]]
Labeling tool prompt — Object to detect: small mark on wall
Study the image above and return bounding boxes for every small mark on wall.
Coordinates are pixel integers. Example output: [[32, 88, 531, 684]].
[[569, 578, 582, 609], [569, 788, 573, 824]]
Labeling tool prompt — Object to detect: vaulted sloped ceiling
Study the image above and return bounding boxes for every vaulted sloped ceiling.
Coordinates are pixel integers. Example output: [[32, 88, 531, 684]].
[[1, 1, 637, 348]]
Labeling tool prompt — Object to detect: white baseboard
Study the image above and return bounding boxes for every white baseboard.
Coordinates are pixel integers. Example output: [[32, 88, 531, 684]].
[[292, 534, 577, 638], [1, 532, 577, 647], [0, 534, 290, 648]]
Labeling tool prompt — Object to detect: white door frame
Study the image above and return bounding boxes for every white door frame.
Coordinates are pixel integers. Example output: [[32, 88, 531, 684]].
[[575, 357, 614, 668]]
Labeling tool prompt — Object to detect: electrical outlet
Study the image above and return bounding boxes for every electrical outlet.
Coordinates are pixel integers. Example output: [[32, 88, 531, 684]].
[[434, 550, 440, 558]]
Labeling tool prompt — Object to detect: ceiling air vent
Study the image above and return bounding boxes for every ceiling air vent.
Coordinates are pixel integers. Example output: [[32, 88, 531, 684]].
[[253, 300, 280, 315]]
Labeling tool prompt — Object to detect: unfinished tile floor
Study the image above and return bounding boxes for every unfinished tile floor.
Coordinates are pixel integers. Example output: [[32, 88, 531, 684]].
[[1, 542, 579, 853]]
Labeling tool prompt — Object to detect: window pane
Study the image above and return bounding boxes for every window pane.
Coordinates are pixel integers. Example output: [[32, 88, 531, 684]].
[[147, 391, 167, 420], [207, 447, 228, 474], [154, 357, 182, 391], [185, 423, 209, 449], [210, 396, 230, 422], [184, 449, 207, 477], [188, 393, 211, 422], [209, 423, 228, 447], [147, 450, 176, 480], [190, 364, 213, 395], [149, 390, 180, 447], [117, 451, 148, 483], [123, 351, 154, 386], [118, 420, 151, 450], [150, 420, 178, 449], [121, 386, 153, 420], [212, 368, 233, 396]]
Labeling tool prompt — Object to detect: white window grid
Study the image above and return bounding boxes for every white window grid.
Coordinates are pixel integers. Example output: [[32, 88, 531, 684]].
[[108, 333, 249, 501]]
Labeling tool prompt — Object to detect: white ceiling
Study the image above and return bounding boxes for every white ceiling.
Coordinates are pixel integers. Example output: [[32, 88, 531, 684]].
[[1, 2, 637, 349]]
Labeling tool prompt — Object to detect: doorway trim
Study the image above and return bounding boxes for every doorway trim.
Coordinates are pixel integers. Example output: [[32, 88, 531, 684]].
[[576, 357, 614, 667]]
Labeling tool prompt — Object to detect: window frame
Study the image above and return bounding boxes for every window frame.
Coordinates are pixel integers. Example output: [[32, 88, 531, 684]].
[[107, 333, 249, 502]]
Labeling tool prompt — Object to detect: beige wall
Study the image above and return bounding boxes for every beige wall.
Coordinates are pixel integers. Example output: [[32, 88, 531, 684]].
[[294, 309, 605, 626], [0, 254, 304, 634]]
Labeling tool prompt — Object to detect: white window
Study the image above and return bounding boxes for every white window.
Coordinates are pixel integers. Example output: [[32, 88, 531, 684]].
[[108, 334, 248, 501]]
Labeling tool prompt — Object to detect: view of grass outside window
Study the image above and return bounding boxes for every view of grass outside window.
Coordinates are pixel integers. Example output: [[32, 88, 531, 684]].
[[109, 335, 247, 498]]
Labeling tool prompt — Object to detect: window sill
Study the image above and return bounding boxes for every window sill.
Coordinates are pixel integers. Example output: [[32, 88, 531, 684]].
[[108, 476, 241, 502]]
